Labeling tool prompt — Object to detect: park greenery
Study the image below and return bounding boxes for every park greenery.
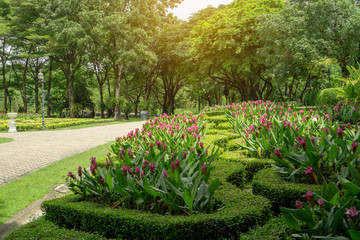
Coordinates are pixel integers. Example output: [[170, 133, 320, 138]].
[[2, 0, 360, 239], [0, 0, 360, 119]]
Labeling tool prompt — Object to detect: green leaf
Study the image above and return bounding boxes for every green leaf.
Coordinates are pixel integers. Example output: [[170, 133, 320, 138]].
[[208, 178, 220, 196], [183, 189, 193, 213], [281, 209, 300, 230], [349, 230, 360, 240]]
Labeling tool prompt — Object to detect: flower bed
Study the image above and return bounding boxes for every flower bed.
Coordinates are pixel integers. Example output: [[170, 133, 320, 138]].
[[43, 159, 271, 240]]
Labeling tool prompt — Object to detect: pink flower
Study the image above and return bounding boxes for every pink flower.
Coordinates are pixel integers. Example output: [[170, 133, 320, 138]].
[[295, 200, 303, 210], [304, 190, 314, 205], [274, 149, 281, 158], [162, 170, 168, 178], [142, 160, 149, 168], [90, 164, 97, 175], [145, 151, 149, 156], [77, 166, 82, 176], [304, 167, 313, 176], [352, 142, 359, 152], [345, 206, 358, 222], [68, 172, 75, 179], [337, 128, 343, 138], [149, 163, 156, 174], [140, 171, 145, 179], [135, 167, 140, 174], [99, 177, 105, 185], [201, 164, 207, 175]]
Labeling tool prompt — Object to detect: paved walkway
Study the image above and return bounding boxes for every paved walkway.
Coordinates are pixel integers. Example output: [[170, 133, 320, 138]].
[[0, 121, 144, 186]]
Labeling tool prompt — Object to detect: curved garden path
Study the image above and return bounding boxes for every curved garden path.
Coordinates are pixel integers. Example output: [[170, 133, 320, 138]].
[[0, 121, 144, 186]]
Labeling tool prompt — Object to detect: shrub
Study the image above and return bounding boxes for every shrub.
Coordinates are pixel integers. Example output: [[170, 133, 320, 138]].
[[44, 159, 272, 240], [252, 168, 321, 211], [219, 151, 273, 182], [239, 217, 292, 240], [205, 115, 228, 125], [314, 88, 345, 107], [204, 111, 225, 117], [3, 217, 112, 240]]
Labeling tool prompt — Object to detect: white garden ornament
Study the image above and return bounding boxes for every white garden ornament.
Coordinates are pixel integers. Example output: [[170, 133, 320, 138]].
[[7, 113, 18, 133]]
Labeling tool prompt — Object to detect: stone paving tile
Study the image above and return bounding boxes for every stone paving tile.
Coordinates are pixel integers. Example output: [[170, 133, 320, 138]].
[[0, 121, 144, 186]]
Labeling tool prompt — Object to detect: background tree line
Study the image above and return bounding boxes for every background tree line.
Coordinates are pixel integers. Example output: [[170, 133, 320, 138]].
[[1, 0, 359, 118]]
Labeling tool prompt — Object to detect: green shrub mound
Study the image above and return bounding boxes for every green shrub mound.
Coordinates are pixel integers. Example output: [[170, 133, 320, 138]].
[[43, 160, 272, 240], [252, 168, 321, 210], [4, 217, 112, 240], [216, 122, 233, 130], [226, 138, 244, 151], [205, 115, 228, 125], [238, 217, 292, 240], [314, 88, 345, 107], [204, 111, 225, 117], [219, 151, 273, 182]]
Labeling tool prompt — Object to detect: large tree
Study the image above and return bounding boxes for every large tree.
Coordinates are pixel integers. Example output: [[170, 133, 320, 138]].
[[190, 0, 283, 101]]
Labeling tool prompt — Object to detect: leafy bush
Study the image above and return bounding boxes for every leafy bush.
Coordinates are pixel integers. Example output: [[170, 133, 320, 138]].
[[252, 168, 321, 210], [281, 165, 360, 239], [205, 115, 228, 125], [239, 217, 292, 240], [314, 88, 345, 107], [44, 159, 272, 240], [338, 65, 360, 103], [67, 114, 221, 215], [219, 151, 273, 182], [3, 217, 112, 240]]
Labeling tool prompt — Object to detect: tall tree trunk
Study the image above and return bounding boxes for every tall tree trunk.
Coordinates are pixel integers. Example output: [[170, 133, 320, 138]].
[[100, 86, 104, 118], [2, 57, 7, 112], [35, 74, 39, 113], [113, 61, 124, 120], [21, 59, 29, 113], [47, 59, 52, 117], [67, 75, 75, 118]]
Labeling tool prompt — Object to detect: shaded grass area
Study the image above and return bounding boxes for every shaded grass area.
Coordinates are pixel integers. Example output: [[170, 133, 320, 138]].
[[0, 142, 114, 224], [0, 138, 14, 144]]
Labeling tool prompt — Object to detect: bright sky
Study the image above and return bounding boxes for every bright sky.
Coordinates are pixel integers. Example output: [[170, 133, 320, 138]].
[[169, 0, 233, 21]]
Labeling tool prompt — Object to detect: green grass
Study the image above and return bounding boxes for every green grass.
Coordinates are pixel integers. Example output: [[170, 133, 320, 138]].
[[0, 138, 14, 144], [0, 142, 114, 224]]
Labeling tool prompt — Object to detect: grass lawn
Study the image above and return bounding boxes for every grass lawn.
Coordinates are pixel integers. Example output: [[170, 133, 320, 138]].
[[0, 142, 114, 224], [0, 138, 14, 144]]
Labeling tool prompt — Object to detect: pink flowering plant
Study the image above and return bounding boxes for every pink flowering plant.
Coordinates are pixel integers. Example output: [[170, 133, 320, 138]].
[[67, 114, 220, 215], [226, 101, 360, 183], [281, 164, 360, 239]]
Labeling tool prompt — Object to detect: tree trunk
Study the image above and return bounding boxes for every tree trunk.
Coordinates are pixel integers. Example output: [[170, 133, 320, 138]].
[[47, 59, 52, 117], [35, 74, 39, 113], [2, 57, 7, 112], [100, 86, 104, 118], [67, 75, 75, 118], [21, 59, 29, 113], [113, 61, 124, 120]]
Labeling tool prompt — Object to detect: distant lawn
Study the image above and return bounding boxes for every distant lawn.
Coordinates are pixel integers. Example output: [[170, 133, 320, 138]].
[[0, 142, 114, 224], [0, 138, 14, 144]]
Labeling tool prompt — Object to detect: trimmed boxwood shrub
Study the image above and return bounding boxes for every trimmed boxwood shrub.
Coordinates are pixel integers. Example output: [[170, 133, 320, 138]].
[[205, 115, 228, 125], [219, 151, 274, 182], [4, 217, 112, 240], [43, 159, 272, 240], [314, 88, 345, 107], [252, 168, 321, 210], [216, 122, 233, 130], [238, 217, 292, 240], [226, 138, 244, 151], [204, 111, 224, 117]]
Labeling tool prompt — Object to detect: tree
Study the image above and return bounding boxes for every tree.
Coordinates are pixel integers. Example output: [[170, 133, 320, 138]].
[[190, 0, 284, 101]]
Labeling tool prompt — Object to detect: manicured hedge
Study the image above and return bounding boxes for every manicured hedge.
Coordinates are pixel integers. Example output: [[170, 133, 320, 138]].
[[43, 159, 272, 240], [3, 217, 112, 240], [205, 115, 228, 125], [219, 151, 273, 182], [238, 217, 292, 240], [252, 168, 322, 210], [204, 111, 225, 117], [314, 88, 345, 107], [226, 138, 244, 151], [216, 122, 233, 130]]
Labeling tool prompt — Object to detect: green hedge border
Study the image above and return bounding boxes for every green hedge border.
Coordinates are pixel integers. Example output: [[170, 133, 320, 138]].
[[43, 159, 272, 240], [219, 151, 273, 182], [252, 168, 322, 210], [4, 217, 112, 240]]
